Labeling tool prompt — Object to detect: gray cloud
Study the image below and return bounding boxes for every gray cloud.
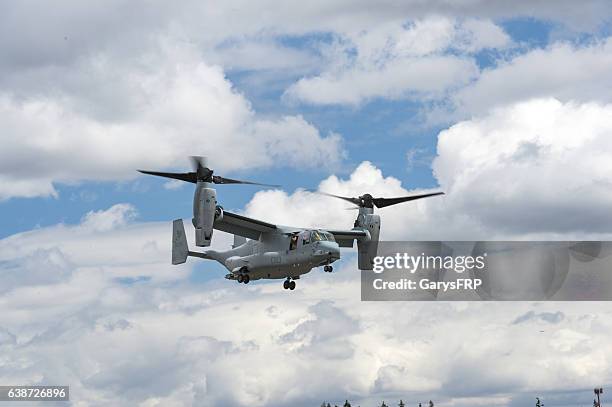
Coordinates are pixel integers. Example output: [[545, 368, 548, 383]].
[[103, 319, 132, 332], [0, 327, 17, 346]]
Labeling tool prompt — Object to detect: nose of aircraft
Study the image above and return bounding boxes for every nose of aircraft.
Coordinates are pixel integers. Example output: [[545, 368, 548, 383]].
[[316, 241, 340, 261]]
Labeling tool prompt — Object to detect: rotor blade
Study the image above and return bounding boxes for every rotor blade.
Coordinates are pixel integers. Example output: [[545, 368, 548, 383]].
[[212, 175, 279, 187], [373, 192, 444, 208], [138, 170, 197, 183], [317, 192, 362, 206]]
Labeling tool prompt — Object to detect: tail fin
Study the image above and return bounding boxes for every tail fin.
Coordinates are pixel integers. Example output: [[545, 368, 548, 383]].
[[232, 234, 247, 248], [172, 219, 189, 265]]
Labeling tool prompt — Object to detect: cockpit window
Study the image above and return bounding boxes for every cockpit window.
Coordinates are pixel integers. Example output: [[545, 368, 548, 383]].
[[311, 231, 335, 242], [311, 231, 324, 241]]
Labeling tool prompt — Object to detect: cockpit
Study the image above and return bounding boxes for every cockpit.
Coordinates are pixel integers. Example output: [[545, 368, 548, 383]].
[[310, 230, 335, 242], [290, 230, 336, 250]]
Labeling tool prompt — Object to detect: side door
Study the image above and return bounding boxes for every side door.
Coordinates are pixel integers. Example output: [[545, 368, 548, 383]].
[[296, 230, 313, 264]]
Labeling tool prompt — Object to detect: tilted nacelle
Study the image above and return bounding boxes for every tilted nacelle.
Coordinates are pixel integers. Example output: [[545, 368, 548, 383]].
[[355, 212, 380, 270], [193, 184, 217, 247], [139, 155, 276, 248]]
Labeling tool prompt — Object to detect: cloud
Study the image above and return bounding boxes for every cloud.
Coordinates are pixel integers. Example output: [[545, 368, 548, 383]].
[[0, 203, 196, 284], [80, 203, 137, 232], [243, 161, 419, 235], [245, 98, 612, 240], [285, 55, 478, 106], [1, 2, 610, 201], [433, 98, 612, 237], [284, 17, 508, 106], [1, 203, 612, 406], [279, 300, 359, 359], [1, 0, 608, 78], [405, 147, 431, 170], [0, 247, 74, 294], [207, 38, 321, 73], [281, 19, 611, 119], [2, 2, 612, 405], [239, 160, 464, 240], [163, 180, 186, 190], [451, 38, 612, 117], [0, 41, 343, 200], [284, 25, 612, 128]]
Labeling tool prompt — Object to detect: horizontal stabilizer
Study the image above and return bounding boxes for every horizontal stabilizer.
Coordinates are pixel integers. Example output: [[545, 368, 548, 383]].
[[172, 219, 189, 265]]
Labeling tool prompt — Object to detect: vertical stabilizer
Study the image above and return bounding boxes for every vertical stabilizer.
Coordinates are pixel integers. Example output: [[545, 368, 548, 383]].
[[233, 234, 247, 248], [172, 219, 189, 265]]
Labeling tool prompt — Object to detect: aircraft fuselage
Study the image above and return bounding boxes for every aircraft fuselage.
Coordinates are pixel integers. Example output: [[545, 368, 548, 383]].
[[205, 228, 341, 281]]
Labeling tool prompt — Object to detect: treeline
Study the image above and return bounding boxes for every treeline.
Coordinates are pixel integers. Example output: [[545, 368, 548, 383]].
[[320, 400, 434, 407], [322, 394, 601, 407]]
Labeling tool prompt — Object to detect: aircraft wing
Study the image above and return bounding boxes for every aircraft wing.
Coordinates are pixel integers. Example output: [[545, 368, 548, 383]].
[[327, 229, 368, 248], [214, 210, 277, 240]]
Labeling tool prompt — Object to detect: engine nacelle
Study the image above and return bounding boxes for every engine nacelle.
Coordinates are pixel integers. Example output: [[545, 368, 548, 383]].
[[356, 213, 380, 270], [193, 184, 216, 247]]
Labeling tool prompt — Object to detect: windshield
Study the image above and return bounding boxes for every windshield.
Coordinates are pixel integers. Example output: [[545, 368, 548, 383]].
[[311, 231, 335, 242], [311, 231, 325, 241]]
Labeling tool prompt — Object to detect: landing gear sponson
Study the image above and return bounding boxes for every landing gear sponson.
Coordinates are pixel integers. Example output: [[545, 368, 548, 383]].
[[225, 266, 251, 284]]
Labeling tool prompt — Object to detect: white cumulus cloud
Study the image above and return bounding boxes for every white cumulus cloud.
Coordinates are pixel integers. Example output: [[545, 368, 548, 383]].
[[433, 98, 612, 237], [245, 98, 612, 240], [451, 38, 612, 117], [1, 206, 612, 406], [284, 17, 509, 106], [0, 41, 343, 201]]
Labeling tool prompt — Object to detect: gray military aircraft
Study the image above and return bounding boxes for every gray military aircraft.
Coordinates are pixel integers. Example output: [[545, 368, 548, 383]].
[[139, 157, 444, 290]]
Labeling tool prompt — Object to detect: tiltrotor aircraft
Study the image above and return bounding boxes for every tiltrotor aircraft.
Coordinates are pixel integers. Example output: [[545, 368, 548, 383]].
[[139, 157, 444, 290]]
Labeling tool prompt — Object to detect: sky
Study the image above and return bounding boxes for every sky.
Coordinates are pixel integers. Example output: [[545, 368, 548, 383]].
[[1, 1, 612, 406]]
